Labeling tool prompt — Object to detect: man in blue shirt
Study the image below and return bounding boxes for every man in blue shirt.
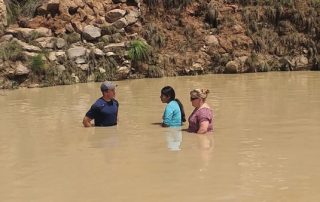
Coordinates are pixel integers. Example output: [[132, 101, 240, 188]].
[[83, 81, 119, 127]]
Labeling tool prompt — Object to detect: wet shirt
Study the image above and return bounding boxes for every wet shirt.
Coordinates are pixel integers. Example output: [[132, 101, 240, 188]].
[[86, 97, 119, 127], [188, 108, 213, 133], [163, 100, 182, 127]]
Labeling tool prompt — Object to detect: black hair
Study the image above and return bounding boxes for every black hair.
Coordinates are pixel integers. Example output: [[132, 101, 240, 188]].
[[161, 86, 186, 123]]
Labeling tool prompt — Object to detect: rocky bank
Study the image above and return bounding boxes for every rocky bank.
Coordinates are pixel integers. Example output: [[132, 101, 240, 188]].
[[0, 0, 319, 89]]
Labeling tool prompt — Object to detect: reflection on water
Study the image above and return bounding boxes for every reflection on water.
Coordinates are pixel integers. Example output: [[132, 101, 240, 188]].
[[1, 72, 320, 202], [165, 128, 182, 151]]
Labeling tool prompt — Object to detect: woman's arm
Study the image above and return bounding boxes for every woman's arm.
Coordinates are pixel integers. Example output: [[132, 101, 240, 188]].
[[197, 121, 209, 134]]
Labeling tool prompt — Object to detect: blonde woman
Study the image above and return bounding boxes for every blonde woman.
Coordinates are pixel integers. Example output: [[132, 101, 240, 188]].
[[188, 89, 213, 134]]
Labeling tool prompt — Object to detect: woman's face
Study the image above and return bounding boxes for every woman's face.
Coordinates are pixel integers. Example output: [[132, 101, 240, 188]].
[[190, 97, 201, 108], [160, 94, 170, 103]]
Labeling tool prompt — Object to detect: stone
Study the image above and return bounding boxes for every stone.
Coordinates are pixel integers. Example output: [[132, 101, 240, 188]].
[[106, 9, 126, 23], [1, 34, 13, 42], [82, 25, 101, 41], [192, 63, 203, 71], [106, 52, 116, 57], [75, 57, 86, 64], [112, 18, 128, 29], [6, 27, 52, 39], [225, 60, 239, 73], [0, 0, 7, 28], [37, 0, 60, 15], [293, 55, 309, 69], [117, 66, 130, 75], [55, 51, 66, 58], [56, 38, 66, 49], [104, 42, 126, 52], [35, 37, 55, 49], [23, 51, 38, 57], [93, 48, 105, 56], [67, 47, 87, 59], [48, 52, 57, 61], [205, 35, 219, 46], [71, 73, 80, 83], [13, 39, 41, 52], [15, 61, 30, 75], [79, 64, 89, 71], [56, 65, 66, 72], [125, 9, 140, 25], [99, 68, 106, 73], [125, 21, 142, 34], [65, 23, 75, 33]]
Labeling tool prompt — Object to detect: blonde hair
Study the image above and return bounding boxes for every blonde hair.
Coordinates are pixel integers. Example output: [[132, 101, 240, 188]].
[[190, 89, 210, 100]]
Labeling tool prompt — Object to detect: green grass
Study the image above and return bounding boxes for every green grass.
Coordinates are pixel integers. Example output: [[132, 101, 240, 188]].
[[30, 54, 46, 74], [128, 39, 151, 62]]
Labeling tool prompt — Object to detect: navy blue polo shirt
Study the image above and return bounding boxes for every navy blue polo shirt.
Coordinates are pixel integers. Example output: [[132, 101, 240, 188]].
[[85, 97, 119, 127]]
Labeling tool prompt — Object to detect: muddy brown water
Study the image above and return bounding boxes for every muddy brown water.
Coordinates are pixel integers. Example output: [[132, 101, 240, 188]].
[[0, 72, 320, 202]]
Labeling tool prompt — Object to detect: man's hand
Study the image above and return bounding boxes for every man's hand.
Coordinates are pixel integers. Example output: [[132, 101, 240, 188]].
[[83, 116, 93, 127]]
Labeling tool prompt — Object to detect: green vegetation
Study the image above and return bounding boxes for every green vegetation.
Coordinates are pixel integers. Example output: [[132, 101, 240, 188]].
[[30, 54, 45, 74], [0, 41, 25, 61], [128, 39, 151, 62], [5, 0, 42, 24], [63, 32, 81, 45]]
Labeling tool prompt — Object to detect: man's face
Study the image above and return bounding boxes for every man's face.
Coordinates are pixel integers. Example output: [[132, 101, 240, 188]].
[[103, 88, 116, 99]]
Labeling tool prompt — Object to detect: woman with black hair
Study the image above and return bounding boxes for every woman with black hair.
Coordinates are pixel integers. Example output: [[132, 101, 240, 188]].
[[160, 86, 186, 127]]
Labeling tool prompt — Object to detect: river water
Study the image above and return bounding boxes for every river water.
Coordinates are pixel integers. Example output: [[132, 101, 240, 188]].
[[0, 72, 319, 202]]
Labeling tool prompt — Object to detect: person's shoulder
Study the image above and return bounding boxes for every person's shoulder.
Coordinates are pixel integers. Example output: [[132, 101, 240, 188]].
[[113, 99, 119, 106], [169, 100, 179, 107]]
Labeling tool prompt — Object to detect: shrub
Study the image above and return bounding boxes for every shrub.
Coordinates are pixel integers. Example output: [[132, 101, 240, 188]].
[[64, 32, 81, 45], [5, 0, 42, 24], [30, 54, 45, 74], [128, 39, 151, 62], [0, 41, 25, 61]]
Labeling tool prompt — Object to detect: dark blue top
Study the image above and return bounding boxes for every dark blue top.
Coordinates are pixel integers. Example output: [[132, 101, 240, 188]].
[[85, 97, 119, 127]]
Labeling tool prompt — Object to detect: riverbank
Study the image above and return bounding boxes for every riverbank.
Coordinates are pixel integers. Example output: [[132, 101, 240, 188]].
[[0, 0, 319, 89]]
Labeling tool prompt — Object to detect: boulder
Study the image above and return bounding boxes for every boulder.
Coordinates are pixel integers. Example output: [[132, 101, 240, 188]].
[[15, 62, 30, 75], [293, 55, 309, 70], [56, 38, 66, 49], [82, 25, 101, 41], [37, 0, 60, 15], [113, 18, 128, 29], [125, 9, 140, 25], [48, 52, 57, 61], [75, 57, 86, 64], [106, 9, 126, 23], [67, 47, 87, 59], [0, 34, 13, 42], [13, 39, 41, 52], [35, 37, 56, 49], [205, 35, 219, 46], [6, 27, 52, 38], [79, 64, 89, 71], [225, 60, 239, 73], [56, 65, 66, 72]]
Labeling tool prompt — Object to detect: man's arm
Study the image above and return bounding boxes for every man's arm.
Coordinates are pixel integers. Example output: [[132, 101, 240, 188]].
[[83, 116, 93, 127]]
